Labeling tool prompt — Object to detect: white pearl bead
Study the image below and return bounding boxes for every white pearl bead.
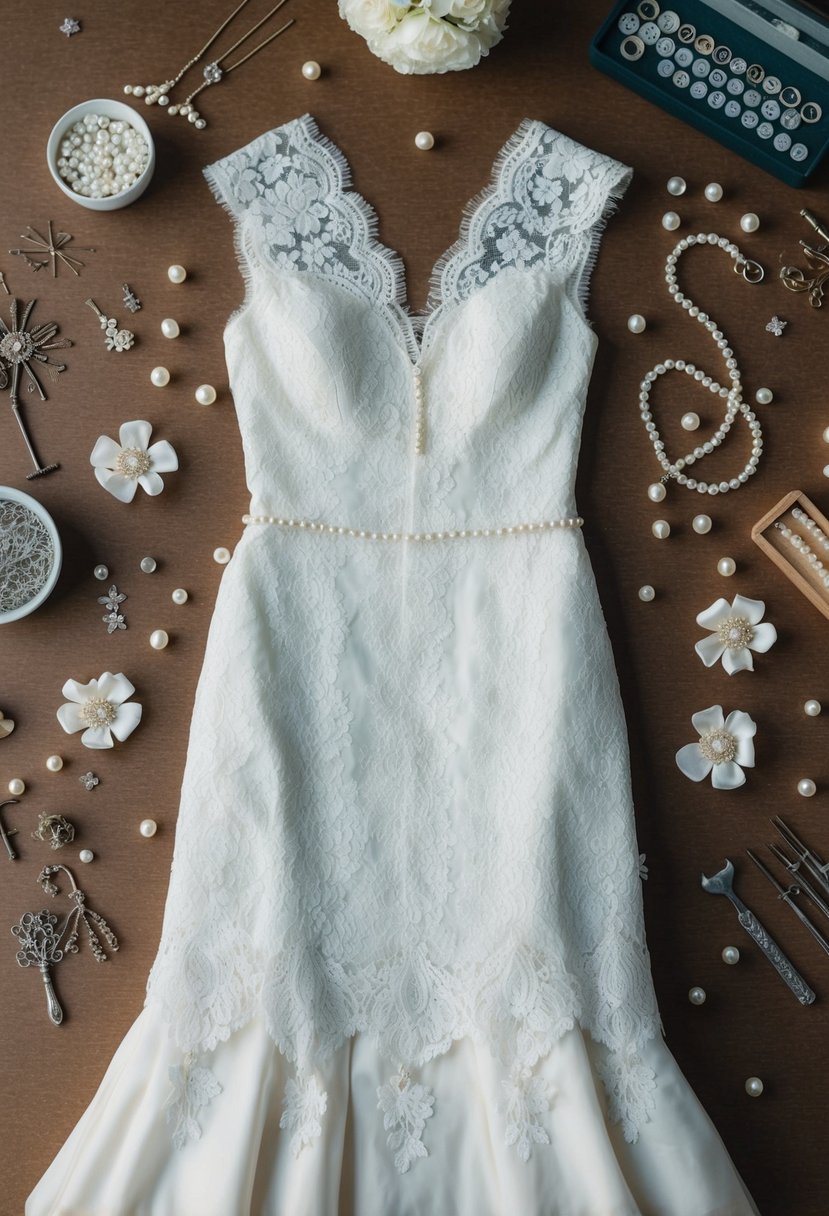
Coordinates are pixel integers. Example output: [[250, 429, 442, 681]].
[[823, 426, 829, 444], [688, 987, 706, 1006], [167, 264, 187, 283], [171, 588, 189, 605], [301, 59, 321, 79], [693, 514, 712, 534], [8, 777, 25, 796], [140, 556, 157, 573], [93, 564, 109, 580], [213, 546, 231, 565], [804, 699, 822, 717], [150, 366, 170, 387], [647, 482, 666, 503], [46, 755, 64, 773], [652, 519, 671, 539], [798, 777, 817, 797], [139, 818, 158, 838], [722, 946, 740, 965], [414, 131, 435, 151], [681, 412, 700, 431], [79, 848, 94, 864], [740, 212, 760, 233], [662, 211, 681, 231], [717, 556, 736, 577], [627, 313, 647, 334], [704, 182, 724, 202], [195, 383, 217, 406], [160, 317, 180, 339], [745, 1077, 764, 1098], [755, 387, 773, 405], [149, 629, 169, 650], [666, 176, 686, 197], [638, 584, 655, 602]]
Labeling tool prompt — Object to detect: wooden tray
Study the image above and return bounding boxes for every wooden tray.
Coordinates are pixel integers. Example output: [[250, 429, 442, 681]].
[[752, 489, 829, 621]]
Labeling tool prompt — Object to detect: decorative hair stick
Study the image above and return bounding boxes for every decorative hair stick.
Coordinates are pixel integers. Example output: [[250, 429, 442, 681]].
[[773, 816, 829, 897], [746, 849, 829, 958], [768, 842, 829, 925], [0, 800, 19, 860], [800, 209, 829, 246]]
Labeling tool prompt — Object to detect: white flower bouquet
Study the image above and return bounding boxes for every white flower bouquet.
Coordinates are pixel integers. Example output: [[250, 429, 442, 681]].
[[338, 0, 511, 74]]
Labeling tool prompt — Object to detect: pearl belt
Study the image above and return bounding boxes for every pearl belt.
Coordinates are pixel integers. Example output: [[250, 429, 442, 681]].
[[242, 513, 584, 541]]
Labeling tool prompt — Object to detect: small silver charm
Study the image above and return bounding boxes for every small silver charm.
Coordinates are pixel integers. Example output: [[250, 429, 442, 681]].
[[98, 584, 127, 633], [79, 771, 99, 791], [32, 813, 76, 850], [0, 272, 9, 295], [122, 283, 142, 313], [766, 315, 788, 337], [85, 299, 134, 352], [59, 17, 81, 36], [11, 909, 65, 1023], [0, 799, 19, 861]]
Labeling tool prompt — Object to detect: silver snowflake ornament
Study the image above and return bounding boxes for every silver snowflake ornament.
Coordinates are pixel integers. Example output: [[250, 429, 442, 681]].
[[60, 17, 81, 36], [79, 771, 99, 791], [765, 315, 787, 337]]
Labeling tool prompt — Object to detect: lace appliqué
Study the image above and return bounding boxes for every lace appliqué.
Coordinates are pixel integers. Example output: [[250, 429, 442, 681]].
[[165, 1057, 222, 1150], [596, 1047, 657, 1145], [376, 1067, 435, 1174], [279, 1073, 328, 1156], [502, 1065, 554, 1162]]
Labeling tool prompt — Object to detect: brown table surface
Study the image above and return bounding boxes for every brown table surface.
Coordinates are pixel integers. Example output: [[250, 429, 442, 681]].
[[3, 1, 829, 1213]]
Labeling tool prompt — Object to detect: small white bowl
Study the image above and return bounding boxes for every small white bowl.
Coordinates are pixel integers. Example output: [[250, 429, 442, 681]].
[[0, 487, 62, 623], [46, 98, 156, 211]]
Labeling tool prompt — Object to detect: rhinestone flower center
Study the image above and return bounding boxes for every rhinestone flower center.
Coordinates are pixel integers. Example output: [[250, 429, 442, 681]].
[[80, 698, 117, 729], [699, 727, 738, 765], [0, 330, 33, 364], [116, 447, 151, 479], [204, 61, 223, 84], [717, 615, 754, 651]]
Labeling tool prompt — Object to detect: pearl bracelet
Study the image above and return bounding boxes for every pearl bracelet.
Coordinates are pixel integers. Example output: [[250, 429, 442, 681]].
[[242, 513, 584, 541], [774, 521, 829, 589], [640, 233, 764, 498]]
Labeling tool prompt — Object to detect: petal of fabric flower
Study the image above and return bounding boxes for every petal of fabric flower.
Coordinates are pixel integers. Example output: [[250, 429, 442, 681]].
[[119, 419, 153, 450], [695, 599, 731, 631], [95, 468, 138, 502], [110, 700, 142, 742], [676, 742, 713, 782], [61, 677, 97, 703], [695, 635, 726, 668], [711, 760, 746, 790], [722, 646, 754, 675], [98, 672, 135, 705], [735, 736, 755, 768], [80, 724, 114, 749], [724, 710, 757, 740], [89, 434, 121, 469], [748, 622, 777, 653], [56, 702, 85, 733], [147, 440, 179, 473], [731, 595, 766, 626], [138, 471, 165, 496], [691, 705, 724, 736]]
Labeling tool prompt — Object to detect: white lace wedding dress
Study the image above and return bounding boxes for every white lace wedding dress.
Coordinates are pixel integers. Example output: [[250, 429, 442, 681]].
[[27, 116, 759, 1216]]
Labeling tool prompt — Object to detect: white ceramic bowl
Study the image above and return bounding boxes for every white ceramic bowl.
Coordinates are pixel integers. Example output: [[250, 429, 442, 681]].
[[46, 98, 156, 211], [0, 486, 62, 623]]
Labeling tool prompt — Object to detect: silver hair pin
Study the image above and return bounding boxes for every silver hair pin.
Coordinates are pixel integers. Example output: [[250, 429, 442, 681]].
[[0, 297, 69, 478], [85, 299, 134, 352], [9, 221, 94, 277], [98, 583, 127, 633], [0, 272, 9, 295], [0, 800, 19, 861]]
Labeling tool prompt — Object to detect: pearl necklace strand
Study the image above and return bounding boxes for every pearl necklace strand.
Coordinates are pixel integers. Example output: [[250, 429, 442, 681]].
[[242, 513, 583, 541], [641, 234, 765, 498]]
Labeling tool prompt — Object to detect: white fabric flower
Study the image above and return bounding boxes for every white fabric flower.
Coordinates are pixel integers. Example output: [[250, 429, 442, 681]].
[[675, 705, 756, 790], [694, 595, 777, 674], [90, 420, 178, 503], [56, 672, 142, 749]]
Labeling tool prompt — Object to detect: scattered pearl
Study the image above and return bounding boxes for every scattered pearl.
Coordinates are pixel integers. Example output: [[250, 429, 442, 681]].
[[718, 557, 736, 577], [149, 629, 169, 650], [79, 848, 94, 864], [139, 818, 158, 838], [638, 584, 656, 602], [167, 264, 187, 283], [93, 564, 109, 580], [301, 59, 321, 80], [213, 547, 231, 565], [681, 412, 700, 431], [171, 587, 189, 605], [140, 556, 157, 574], [688, 986, 707, 1006], [804, 699, 822, 717], [823, 466, 829, 479], [195, 383, 217, 406], [693, 514, 712, 534], [745, 1077, 764, 1098], [755, 387, 774, 405], [415, 131, 435, 151], [627, 313, 647, 334], [647, 482, 666, 503], [8, 778, 25, 796], [823, 426, 829, 444], [150, 366, 170, 388], [666, 176, 686, 196], [160, 317, 180, 339], [662, 211, 681, 231], [46, 755, 64, 773], [722, 946, 741, 965], [652, 520, 671, 539], [740, 212, 760, 233], [798, 778, 817, 797], [704, 182, 724, 202]]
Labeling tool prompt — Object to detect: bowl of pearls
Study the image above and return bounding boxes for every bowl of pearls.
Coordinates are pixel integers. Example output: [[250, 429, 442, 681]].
[[47, 99, 155, 210]]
